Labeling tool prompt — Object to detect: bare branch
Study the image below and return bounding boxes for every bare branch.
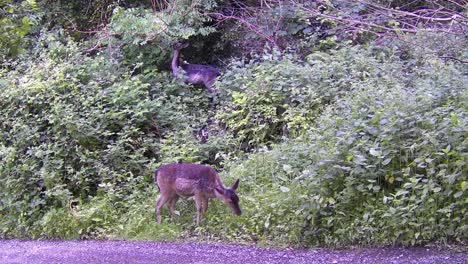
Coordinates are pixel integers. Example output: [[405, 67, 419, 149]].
[[439, 56, 468, 64], [293, 0, 467, 37], [208, 11, 282, 50]]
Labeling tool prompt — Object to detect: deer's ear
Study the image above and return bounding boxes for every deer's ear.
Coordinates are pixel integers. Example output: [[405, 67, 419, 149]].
[[215, 187, 224, 195], [231, 179, 240, 191]]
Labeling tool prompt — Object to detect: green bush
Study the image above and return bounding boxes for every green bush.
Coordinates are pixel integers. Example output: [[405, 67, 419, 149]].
[[0, 0, 38, 59], [217, 45, 399, 150], [216, 47, 467, 246], [217, 52, 317, 150], [0, 6, 466, 248], [0, 31, 218, 238], [102, 2, 218, 70]]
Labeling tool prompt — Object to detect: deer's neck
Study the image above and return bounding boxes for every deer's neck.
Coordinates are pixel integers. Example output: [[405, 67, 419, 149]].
[[171, 49, 180, 76]]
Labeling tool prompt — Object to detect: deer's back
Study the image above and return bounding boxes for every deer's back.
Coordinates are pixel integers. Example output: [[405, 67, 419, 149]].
[[182, 64, 220, 77], [156, 163, 220, 197]]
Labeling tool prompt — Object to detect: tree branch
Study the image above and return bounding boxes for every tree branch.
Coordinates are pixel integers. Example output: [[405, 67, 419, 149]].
[[207, 11, 282, 50]]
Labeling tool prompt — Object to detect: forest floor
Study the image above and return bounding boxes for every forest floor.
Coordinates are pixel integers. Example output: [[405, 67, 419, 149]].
[[1, 240, 466, 263]]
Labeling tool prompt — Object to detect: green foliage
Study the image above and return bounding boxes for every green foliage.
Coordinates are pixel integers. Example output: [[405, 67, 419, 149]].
[[214, 46, 467, 247], [0, 30, 218, 239], [217, 45, 392, 150], [0, 0, 466, 249], [217, 50, 318, 150], [391, 31, 468, 65], [101, 1, 217, 70], [299, 62, 467, 246], [210, 154, 306, 246], [38, 0, 120, 34], [0, 0, 38, 59]]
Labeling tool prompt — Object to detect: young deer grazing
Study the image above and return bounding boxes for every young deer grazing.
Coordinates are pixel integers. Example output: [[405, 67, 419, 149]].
[[155, 163, 241, 225], [171, 42, 220, 96]]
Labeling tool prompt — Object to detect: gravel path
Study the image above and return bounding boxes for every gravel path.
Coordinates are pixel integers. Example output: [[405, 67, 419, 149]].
[[0, 240, 466, 264]]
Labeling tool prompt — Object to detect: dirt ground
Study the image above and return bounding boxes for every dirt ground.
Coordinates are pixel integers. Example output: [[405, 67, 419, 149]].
[[0, 240, 466, 264]]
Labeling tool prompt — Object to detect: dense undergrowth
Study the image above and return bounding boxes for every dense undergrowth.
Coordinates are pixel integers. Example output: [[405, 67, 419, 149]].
[[0, 0, 467, 248]]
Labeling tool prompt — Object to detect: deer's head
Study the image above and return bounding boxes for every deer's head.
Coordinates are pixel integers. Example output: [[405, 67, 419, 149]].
[[216, 179, 242, 216], [172, 42, 189, 51]]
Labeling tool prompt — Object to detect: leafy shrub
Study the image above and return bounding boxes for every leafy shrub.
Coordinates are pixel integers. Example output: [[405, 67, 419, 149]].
[[1, 6, 466, 249], [217, 45, 398, 150], [0, 0, 38, 59], [100, 1, 218, 71], [0, 31, 218, 238], [216, 47, 467, 246], [301, 63, 467, 246]]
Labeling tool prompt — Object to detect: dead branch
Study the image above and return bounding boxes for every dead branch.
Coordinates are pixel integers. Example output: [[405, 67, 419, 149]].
[[439, 56, 468, 64], [207, 11, 282, 50], [294, 0, 467, 37]]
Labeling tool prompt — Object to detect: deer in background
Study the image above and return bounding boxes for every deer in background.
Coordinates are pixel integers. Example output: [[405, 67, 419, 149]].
[[171, 42, 220, 97], [155, 163, 241, 225]]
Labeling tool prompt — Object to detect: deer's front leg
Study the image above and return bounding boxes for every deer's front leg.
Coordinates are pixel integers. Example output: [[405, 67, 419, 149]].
[[202, 198, 209, 213], [194, 193, 206, 225]]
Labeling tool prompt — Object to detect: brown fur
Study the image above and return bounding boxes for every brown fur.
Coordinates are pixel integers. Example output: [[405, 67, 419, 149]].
[[171, 43, 220, 96], [155, 163, 241, 225]]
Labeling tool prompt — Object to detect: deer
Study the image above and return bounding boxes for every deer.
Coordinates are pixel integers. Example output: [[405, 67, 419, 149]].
[[171, 42, 220, 97], [155, 163, 241, 225]]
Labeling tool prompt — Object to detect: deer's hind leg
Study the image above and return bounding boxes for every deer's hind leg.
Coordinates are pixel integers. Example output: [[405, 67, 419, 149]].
[[167, 195, 180, 222], [156, 192, 173, 224]]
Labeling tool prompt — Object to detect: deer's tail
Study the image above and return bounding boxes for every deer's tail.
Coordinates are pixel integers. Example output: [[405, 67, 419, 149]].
[[154, 169, 160, 191]]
